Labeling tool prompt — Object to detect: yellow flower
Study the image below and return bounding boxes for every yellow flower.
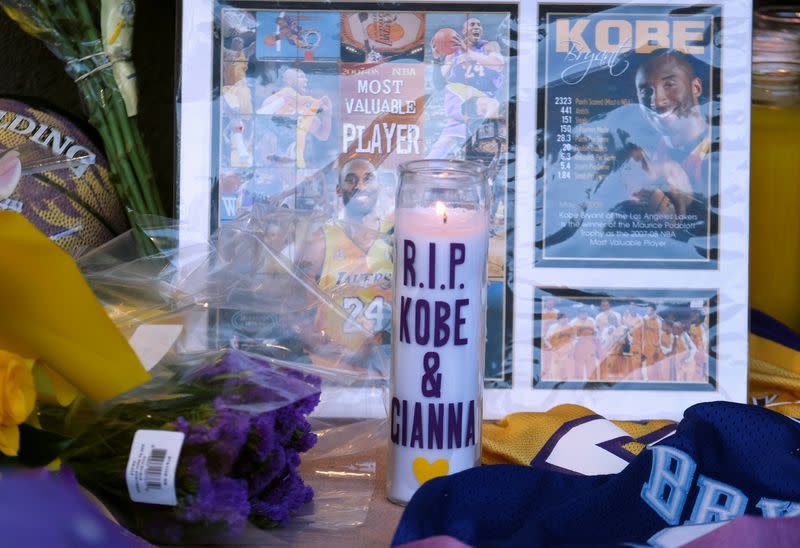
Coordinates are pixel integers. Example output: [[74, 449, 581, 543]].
[[0, 350, 36, 456], [0, 212, 150, 401]]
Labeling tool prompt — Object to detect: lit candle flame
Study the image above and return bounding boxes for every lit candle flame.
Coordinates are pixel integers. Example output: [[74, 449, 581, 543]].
[[435, 201, 448, 224]]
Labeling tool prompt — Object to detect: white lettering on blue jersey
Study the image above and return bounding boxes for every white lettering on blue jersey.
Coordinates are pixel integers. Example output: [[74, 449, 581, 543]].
[[641, 446, 696, 525], [756, 498, 800, 518], [686, 475, 747, 524]]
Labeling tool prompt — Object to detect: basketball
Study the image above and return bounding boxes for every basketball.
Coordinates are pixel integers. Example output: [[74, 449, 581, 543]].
[[431, 28, 461, 57], [340, 12, 425, 58], [0, 98, 128, 256], [367, 21, 406, 43]]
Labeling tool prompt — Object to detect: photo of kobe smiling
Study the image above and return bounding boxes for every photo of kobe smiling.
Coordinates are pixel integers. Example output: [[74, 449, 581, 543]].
[[536, 6, 721, 269]]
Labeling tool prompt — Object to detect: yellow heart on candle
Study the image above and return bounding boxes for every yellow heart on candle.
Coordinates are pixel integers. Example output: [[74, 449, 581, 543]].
[[413, 457, 449, 485]]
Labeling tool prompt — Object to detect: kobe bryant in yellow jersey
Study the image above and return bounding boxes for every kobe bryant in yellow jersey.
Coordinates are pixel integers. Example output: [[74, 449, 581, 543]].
[[298, 158, 393, 372]]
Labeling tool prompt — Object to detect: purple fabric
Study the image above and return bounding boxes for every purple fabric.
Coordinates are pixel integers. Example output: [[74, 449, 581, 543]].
[[0, 468, 151, 547], [685, 515, 800, 548], [398, 535, 473, 548], [751, 309, 800, 349]]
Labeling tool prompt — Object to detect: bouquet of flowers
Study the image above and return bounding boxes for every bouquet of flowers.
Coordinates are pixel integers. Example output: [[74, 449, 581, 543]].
[[58, 349, 322, 544], [1, 212, 361, 543]]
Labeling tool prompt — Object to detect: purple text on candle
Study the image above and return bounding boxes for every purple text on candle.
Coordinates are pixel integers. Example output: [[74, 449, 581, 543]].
[[421, 352, 442, 397], [399, 296, 470, 347], [449, 243, 465, 289], [428, 243, 435, 289], [402, 239, 467, 291], [403, 239, 416, 286], [390, 397, 477, 450]]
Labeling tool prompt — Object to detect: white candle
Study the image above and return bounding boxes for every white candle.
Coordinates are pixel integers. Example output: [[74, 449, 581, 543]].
[[387, 203, 489, 505]]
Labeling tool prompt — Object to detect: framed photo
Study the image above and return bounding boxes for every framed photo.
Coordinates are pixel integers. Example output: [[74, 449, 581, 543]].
[[534, 3, 721, 269], [534, 288, 718, 391], [505, 0, 750, 420], [178, 0, 751, 420], [178, 0, 518, 417]]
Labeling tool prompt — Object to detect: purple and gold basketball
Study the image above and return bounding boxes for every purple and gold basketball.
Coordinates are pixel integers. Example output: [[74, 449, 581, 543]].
[[0, 98, 128, 255]]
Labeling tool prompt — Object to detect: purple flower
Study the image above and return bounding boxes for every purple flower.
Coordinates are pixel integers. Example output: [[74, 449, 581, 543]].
[[181, 472, 250, 526], [232, 411, 278, 480], [286, 448, 301, 470], [292, 390, 322, 418], [63, 349, 323, 543], [186, 350, 322, 413], [247, 411, 278, 461], [274, 406, 304, 445], [249, 467, 314, 527], [233, 406, 317, 500], [293, 427, 317, 453], [135, 455, 251, 544], [172, 400, 251, 476], [242, 444, 287, 498]]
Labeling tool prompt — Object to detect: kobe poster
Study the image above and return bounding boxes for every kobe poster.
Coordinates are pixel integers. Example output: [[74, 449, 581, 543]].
[[535, 4, 721, 269], [210, 1, 518, 389]]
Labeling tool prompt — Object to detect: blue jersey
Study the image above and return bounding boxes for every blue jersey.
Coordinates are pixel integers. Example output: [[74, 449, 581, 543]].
[[448, 41, 503, 97], [393, 401, 800, 547]]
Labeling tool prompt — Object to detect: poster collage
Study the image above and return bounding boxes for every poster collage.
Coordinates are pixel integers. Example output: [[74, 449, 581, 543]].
[[208, 1, 728, 396], [214, 2, 516, 386]]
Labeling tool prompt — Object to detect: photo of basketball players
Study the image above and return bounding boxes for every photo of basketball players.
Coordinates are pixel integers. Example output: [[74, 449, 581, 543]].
[[536, 290, 715, 388], [422, 14, 513, 357], [222, 36, 256, 114], [423, 13, 511, 162], [295, 157, 393, 374], [253, 63, 338, 171], [222, 115, 254, 168], [219, 7, 340, 217], [218, 169, 251, 222], [622, 50, 712, 220], [256, 11, 341, 61]]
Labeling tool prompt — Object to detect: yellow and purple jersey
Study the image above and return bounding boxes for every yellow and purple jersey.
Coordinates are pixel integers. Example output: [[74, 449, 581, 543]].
[[448, 41, 504, 97], [313, 223, 393, 356]]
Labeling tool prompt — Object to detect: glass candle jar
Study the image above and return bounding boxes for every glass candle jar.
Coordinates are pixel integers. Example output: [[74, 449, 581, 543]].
[[750, 6, 800, 332], [387, 160, 489, 505]]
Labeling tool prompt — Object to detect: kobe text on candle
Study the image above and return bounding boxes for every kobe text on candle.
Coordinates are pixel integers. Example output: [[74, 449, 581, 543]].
[[399, 240, 469, 347]]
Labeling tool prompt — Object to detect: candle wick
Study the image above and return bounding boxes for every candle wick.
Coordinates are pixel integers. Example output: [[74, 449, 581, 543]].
[[443, 213, 447, 224]]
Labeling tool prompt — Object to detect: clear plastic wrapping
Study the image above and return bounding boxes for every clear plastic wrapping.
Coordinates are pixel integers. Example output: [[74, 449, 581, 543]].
[[71, 219, 398, 541]]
